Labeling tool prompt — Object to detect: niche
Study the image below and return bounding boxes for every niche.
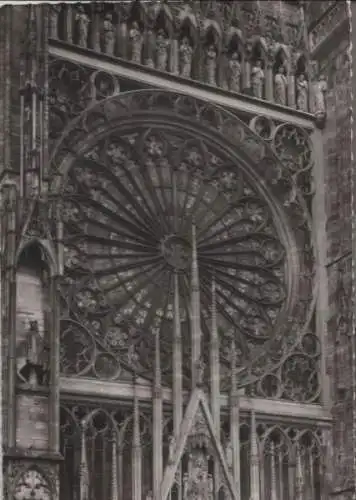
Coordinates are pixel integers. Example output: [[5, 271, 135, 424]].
[[16, 242, 50, 387]]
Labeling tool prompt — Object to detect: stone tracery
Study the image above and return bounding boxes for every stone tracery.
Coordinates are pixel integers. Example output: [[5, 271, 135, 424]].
[[50, 89, 316, 394]]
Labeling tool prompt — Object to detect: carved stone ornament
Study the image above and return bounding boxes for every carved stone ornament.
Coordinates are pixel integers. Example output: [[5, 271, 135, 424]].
[[49, 90, 315, 391], [48, 2, 312, 111], [7, 465, 56, 500]]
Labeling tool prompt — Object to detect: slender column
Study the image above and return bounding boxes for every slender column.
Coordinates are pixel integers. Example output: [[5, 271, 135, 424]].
[[173, 272, 183, 433], [270, 442, 277, 500], [118, 16, 128, 59], [49, 202, 63, 452], [260, 454, 265, 500], [65, 4, 73, 43], [230, 340, 240, 498], [132, 380, 142, 500], [169, 35, 179, 75], [19, 62, 25, 198], [80, 423, 90, 500], [210, 275, 220, 431], [244, 48, 252, 90], [6, 183, 17, 448], [190, 223, 201, 388], [288, 68, 296, 108], [118, 445, 124, 500], [278, 449, 284, 500], [288, 452, 296, 500], [266, 61, 274, 102], [111, 433, 119, 500], [308, 448, 315, 500], [153, 327, 163, 500], [250, 410, 260, 500], [49, 5, 60, 40], [295, 445, 304, 500], [91, 5, 101, 52], [171, 170, 182, 499], [211, 275, 220, 496]]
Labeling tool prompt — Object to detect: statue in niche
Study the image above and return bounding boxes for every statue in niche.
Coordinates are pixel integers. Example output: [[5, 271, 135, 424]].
[[168, 435, 176, 464], [179, 37, 193, 78], [225, 440, 233, 470], [156, 29, 170, 72], [183, 450, 214, 499], [205, 44, 217, 86], [251, 59, 265, 99], [129, 21, 143, 64], [195, 357, 205, 386], [274, 65, 288, 106], [76, 5, 90, 49], [228, 51, 242, 93], [296, 73, 309, 112], [18, 320, 49, 387], [314, 74, 328, 116], [103, 12, 115, 55]]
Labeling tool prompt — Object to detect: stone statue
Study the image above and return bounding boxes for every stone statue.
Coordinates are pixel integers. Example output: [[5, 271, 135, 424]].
[[274, 65, 288, 106], [196, 357, 205, 386], [76, 5, 90, 49], [314, 74, 327, 116], [168, 435, 176, 464], [205, 45, 217, 86], [129, 21, 143, 64], [156, 29, 170, 72], [179, 37, 193, 78], [226, 440, 233, 469], [103, 12, 115, 55], [19, 320, 49, 387], [228, 51, 242, 93], [296, 73, 309, 112], [251, 59, 265, 99]]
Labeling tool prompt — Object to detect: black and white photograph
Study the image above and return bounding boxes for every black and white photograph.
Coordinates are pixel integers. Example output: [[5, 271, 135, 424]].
[[0, 1, 354, 499]]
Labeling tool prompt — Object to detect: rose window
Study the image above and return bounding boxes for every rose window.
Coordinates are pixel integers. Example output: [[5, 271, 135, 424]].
[[57, 104, 308, 388]]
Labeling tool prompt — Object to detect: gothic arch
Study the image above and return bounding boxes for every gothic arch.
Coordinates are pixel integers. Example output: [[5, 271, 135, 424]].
[[49, 89, 315, 389], [16, 238, 58, 277]]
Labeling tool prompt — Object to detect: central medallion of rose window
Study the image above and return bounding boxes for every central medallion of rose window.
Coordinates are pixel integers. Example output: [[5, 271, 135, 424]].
[[61, 126, 289, 382], [161, 234, 191, 271]]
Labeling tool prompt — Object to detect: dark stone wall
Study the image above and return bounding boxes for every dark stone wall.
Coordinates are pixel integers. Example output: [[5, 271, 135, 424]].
[[313, 3, 353, 495]]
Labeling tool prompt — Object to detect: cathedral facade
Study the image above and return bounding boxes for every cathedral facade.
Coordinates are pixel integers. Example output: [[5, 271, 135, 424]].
[[0, 2, 353, 499]]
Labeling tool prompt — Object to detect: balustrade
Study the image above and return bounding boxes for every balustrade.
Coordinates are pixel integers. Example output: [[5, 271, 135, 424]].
[[49, 3, 318, 114]]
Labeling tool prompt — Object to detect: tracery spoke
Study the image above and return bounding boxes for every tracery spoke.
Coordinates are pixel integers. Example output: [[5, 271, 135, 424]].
[[76, 155, 157, 233], [199, 255, 280, 281], [89, 256, 163, 277], [84, 203, 158, 246]]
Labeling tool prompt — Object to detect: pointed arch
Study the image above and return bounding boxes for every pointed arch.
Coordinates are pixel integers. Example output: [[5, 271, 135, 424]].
[[295, 52, 308, 77], [16, 237, 58, 277], [11, 464, 54, 499], [273, 43, 291, 72], [250, 35, 268, 65], [154, 6, 173, 38], [178, 15, 198, 46], [202, 19, 222, 53], [226, 26, 245, 57], [128, 0, 147, 29]]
